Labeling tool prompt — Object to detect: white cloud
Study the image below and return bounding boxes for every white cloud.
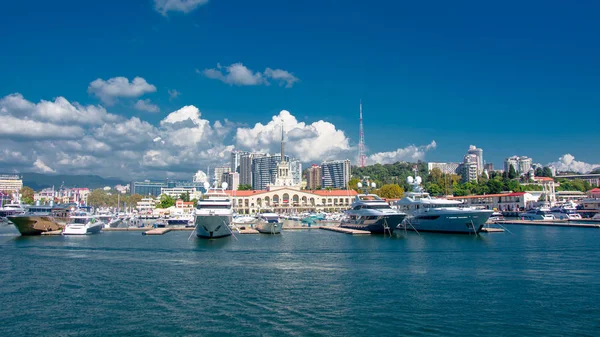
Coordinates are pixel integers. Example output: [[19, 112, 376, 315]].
[[134, 99, 160, 113], [33, 159, 55, 173], [202, 63, 299, 87], [548, 154, 600, 173], [0, 92, 439, 179], [368, 141, 437, 165], [235, 110, 350, 162], [264, 68, 299, 88], [154, 0, 208, 16], [88, 76, 156, 105], [168, 89, 181, 100]]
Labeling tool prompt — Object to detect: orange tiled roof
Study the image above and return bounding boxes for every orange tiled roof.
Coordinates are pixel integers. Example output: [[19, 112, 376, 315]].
[[448, 192, 526, 199], [225, 189, 357, 197]]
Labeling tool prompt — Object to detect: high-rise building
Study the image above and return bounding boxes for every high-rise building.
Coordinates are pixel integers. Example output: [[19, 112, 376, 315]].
[[251, 154, 290, 190], [307, 164, 322, 189], [0, 175, 23, 193], [321, 160, 351, 189], [131, 180, 167, 197], [214, 166, 231, 185], [467, 145, 484, 174], [504, 156, 533, 175], [462, 154, 479, 182], [484, 163, 494, 172], [289, 160, 302, 186], [231, 150, 247, 173], [239, 152, 256, 186], [225, 172, 239, 191]]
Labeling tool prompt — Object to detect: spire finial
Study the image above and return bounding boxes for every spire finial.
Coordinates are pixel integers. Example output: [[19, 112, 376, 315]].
[[280, 120, 285, 161]]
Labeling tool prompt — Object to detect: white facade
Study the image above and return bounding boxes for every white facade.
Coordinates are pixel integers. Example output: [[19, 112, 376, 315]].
[[160, 187, 201, 200], [463, 154, 478, 182], [214, 166, 231, 185], [467, 145, 484, 174], [0, 175, 23, 192], [427, 162, 461, 175], [504, 156, 533, 175]]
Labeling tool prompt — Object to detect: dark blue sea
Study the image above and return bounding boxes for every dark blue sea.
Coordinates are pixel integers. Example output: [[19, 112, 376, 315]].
[[1, 225, 598, 336]]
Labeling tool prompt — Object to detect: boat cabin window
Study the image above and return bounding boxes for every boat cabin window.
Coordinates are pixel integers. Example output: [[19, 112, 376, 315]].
[[72, 218, 89, 224], [196, 204, 230, 209]]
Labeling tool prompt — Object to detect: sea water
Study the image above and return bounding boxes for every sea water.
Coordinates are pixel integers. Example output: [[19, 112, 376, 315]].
[[0, 225, 598, 336]]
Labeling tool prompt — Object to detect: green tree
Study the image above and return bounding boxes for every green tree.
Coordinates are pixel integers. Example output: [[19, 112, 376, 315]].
[[127, 194, 143, 209], [87, 189, 109, 207], [238, 184, 252, 191], [487, 179, 503, 194], [20, 186, 35, 204], [426, 183, 443, 196], [535, 167, 543, 177], [542, 167, 554, 177], [191, 198, 198, 207], [377, 184, 405, 199], [348, 178, 360, 191], [179, 192, 190, 202], [508, 164, 518, 179], [158, 194, 175, 208]]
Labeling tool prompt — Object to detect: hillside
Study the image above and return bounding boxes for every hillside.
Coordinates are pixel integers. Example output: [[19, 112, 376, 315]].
[[4, 173, 129, 191]]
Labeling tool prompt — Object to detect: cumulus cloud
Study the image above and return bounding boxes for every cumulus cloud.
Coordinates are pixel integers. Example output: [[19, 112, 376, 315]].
[[548, 154, 600, 173], [88, 76, 156, 105], [154, 0, 208, 16], [134, 99, 160, 113], [0, 92, 439, 179], [235, 110, 350, 162], [368, 141, 437, 165], [202, 63, 299, 87], [264, 68, 299, 88], [33, 159, 55, 173]]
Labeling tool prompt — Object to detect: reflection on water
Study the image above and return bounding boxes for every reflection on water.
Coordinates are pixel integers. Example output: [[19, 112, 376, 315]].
[[0, 225, 599, 336]]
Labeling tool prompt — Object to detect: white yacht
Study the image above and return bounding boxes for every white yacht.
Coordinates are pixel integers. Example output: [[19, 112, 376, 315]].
[[255, 212, 282, 234], [519, 208, 554, 221], [194, 182, 233, 239], [63, 213, 104, 235], [395, 175, 493, 234], [550, 202, 582, 220], [0, 202, 26, 223]]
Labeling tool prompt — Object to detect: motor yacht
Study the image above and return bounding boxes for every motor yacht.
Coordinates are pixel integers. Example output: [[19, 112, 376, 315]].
[[550, 203, 582, 220], [255, 212, 282, 234], [63, 214, 104, 235], [395, 175, 493, 234], [194, 182, 233, 239], [340, 193, 406, 234], [519, 208, 554, 221]]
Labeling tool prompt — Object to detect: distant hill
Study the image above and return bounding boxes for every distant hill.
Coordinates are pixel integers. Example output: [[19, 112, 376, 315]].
[[4, 173, 129, 191]]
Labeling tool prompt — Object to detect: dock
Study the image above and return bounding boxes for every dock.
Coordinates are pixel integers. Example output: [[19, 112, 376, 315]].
[[319, 226, 371, 235], [143, 228, 172, 235], [237, 228, 260, 234], [496, 220, 600, 228]]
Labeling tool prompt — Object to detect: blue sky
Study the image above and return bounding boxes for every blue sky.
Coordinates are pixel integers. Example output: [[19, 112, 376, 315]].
[[1, 0, 599, 177]]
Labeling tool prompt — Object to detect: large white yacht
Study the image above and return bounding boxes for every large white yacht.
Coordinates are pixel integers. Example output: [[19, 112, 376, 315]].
[[395, 174, 493, 234], [519, 208, 554, 221], [550, 202, 582, 220], [63, 213, 104, 235], [194, 182, 233, 239], [0, 202, 26, 223], [340, 193, 407, 234]]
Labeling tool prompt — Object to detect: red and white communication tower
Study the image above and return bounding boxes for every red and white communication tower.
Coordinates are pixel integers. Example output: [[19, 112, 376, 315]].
[[358, 100, 367, 167]]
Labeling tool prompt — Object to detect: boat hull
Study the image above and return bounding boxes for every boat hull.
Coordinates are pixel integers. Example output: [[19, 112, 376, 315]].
[[195, 215, 232, 239], [340, 214, 406, 234], [400, 211, 491, 234], [256, 222, 282, 234], [7, 216, 67, 236]]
